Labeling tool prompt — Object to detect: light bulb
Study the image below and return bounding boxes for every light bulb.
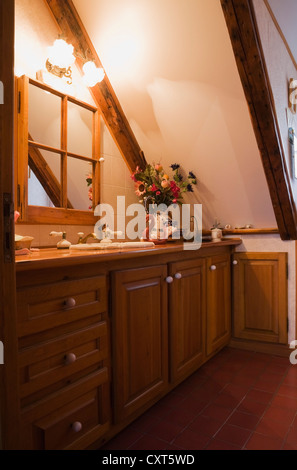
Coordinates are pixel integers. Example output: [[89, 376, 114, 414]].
[[82, 61, 105, 87], [47, 39, 75, 69]]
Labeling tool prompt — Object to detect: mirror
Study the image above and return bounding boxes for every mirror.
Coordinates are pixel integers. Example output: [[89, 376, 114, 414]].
[[16, 75, 100, 224]]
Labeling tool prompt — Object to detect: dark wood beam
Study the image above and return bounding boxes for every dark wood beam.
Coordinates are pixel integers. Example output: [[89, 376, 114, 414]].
[[44, 0, 146, 173], [220, 0, 297, 240], [28, 134, 73, 209]]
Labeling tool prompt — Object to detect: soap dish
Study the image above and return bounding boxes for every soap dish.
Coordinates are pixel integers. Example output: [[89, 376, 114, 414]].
[[15, 235, 34, 250]]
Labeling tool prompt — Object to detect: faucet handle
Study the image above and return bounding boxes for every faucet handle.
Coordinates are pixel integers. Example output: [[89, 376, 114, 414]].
[[77, 232, 84, 244]]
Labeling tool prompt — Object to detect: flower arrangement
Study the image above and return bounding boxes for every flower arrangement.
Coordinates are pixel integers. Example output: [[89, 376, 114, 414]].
[[131, 163, 197, 207]]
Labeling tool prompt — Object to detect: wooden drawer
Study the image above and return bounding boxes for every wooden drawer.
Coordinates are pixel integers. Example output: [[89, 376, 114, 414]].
[[19, 322, 108, 399], [21, 370, 110, 450], [17, 276, 107, 337]]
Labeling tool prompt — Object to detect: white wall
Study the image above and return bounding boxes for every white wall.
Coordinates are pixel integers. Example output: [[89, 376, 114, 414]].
[[74, 0, 277, 230]]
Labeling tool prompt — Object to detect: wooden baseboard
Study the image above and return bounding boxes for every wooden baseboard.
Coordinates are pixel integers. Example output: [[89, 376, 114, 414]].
[[229, 338, 290, 357]]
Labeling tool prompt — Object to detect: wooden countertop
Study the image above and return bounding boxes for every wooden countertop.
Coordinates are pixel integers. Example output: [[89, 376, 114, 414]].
[[15, 238, 242, 271]]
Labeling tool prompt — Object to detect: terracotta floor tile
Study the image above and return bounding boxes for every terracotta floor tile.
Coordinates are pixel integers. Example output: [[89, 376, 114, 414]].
[[245, 432, 283, 450], [172, 428, 210, 450], [99, 348, 296, 451], [101, 429, 143, 450], [226, 410, 260, 430], [212, 391, 241, 409], [255, 416, 290, 440], [253, 378, 280, 393], [272, 394, 297, 410], [222, 383, 249, 400], [283, 370, 297, 388], [162, 406, 199, 427], [201, 403, 233, 422], [237, 398, 268, 417], [215, 423, 251, 447], [188, 414, 223, 437], [263, 404, 296, 425], [277, 384, 297, 399], [129, 435, 169, 450], [245, 388, 274, 404], [146, 420, 183, 443], [205, 438, 241, 450]]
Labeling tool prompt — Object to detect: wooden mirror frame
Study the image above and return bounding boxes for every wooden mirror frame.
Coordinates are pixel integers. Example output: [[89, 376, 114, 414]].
[[221, 0, 297, 240], [16, 75, 100, 225]]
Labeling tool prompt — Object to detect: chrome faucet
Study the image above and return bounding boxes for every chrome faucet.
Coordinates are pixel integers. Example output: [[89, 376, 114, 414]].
[[77, 232, 98, 244]]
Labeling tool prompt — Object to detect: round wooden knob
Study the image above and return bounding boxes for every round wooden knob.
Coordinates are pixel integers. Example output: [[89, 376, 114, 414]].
[[65, 353, 77, 365], [233, 260, 238, 265], [210, 265, 217, 271], [64, 297, 76, 308], [175, 273, 182, 280], [71, 421, 82, 433], [166, 276, 174, 284]]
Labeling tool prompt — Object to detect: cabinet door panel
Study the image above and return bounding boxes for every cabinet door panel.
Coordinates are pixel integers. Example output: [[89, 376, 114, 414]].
[[112, 265, 168, 423], [233, 253, 287, 344], [206, 254, 231, 356], [169, 258, 206, 383]]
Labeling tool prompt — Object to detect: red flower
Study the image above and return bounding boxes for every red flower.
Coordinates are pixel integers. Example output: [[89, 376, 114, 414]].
[[156, 191, 161, 196], [151, 184, 158, 192]]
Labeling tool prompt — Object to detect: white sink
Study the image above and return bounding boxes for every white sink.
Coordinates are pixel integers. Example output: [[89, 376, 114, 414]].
[[70, 241, 155, 250]]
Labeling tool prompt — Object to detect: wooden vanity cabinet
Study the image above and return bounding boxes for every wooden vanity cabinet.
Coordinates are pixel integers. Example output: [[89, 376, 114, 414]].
[[14, 240, 240, 449], [206, 253, 231, 356], [112, 249, 233, 422], [16, 273, 111, 450], [168, 258, 206, 383], [111, 265, 169, 423]]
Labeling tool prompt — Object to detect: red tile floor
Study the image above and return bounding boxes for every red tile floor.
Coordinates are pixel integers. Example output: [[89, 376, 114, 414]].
[[101, 347, 297, 450]]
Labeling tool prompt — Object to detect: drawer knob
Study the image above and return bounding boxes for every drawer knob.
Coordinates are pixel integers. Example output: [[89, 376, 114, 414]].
[[233, 260, 238, 265], [64, 297, 76, 308], [175, 273, 182, 280], [166, 276, 174, 284], [65, 353, 77, 365], [71, 421, 82, 433], [210, 265, 217, 271]]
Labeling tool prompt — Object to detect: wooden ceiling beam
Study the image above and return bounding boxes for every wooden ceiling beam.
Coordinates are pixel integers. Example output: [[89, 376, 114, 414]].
[[44, 0, 146, 173], [221, 0, 297, 240]]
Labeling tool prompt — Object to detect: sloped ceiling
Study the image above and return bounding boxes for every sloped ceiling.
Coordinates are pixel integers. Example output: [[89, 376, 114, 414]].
[[73, 0, 276, 229]]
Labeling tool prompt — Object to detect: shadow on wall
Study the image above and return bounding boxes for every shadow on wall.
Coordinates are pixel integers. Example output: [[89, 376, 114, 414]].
[[128, 77, 276, 229]]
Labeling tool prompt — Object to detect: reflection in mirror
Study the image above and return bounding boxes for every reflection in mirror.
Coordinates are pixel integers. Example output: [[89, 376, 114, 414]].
[[28, 149, 63, 208], [28, 82, 61, 149], [67, 157, 93, 210], [68, 101, 93, 158]]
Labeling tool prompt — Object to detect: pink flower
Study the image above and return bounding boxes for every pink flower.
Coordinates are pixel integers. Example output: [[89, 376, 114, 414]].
[[173, 199, 177, 203], [155, 164, 163, 172]]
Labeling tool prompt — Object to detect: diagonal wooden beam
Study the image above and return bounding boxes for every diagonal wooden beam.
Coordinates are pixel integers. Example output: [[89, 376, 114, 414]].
[[28, 134, 73, 209], [220, 0, 297, 240], [44, 0, 146, 173]]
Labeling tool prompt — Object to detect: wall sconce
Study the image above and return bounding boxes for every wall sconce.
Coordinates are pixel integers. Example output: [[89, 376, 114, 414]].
[[46, 39, 76, 84], [46, 39, 105, 88], [82, 61, 105, 87]]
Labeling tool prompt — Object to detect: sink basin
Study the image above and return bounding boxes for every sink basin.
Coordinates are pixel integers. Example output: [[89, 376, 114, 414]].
[[70, 241, 155, 250]]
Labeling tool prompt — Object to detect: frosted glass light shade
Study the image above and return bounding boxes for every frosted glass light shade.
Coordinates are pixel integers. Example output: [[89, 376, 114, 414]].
[[82, 61, 105, 87], [47, 39, 75, 69]]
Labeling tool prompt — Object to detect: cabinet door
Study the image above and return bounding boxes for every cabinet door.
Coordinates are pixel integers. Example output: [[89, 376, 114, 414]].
[[206, 253, 231, 356], [112, 265, 168, 423], [233, 253, 288, 344], [169, 258, 206, 384]]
